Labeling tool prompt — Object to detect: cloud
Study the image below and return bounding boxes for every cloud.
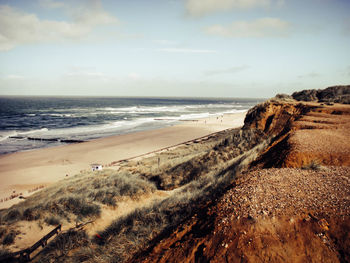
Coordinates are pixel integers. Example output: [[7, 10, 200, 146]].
[[205, 66, 249, 76], [0, 1, 118, 51], [204, 18, 290, 38], [128, 73, 141, 80], [158, 48, 217, 53], [298, 72, 321, 78], [64, 67, 108, 81], [39, 0, 65, 9], [185, 0, 283, 17], [1, 74, 25, 80], [65, 71, 107, 79]]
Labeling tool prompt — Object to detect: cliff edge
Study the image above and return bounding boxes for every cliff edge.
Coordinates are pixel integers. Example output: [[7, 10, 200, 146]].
[[131, 86, 350, 263]]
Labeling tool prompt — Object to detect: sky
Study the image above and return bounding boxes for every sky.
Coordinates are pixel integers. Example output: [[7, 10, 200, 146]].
[[0, 0, 349, 98]]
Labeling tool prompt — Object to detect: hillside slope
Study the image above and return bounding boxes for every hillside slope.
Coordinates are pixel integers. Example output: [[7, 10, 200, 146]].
[[1, 86, 349, 263], [131, 88, 350, 263]]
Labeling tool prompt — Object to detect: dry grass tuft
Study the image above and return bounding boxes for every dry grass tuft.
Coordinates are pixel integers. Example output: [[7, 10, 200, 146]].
[[302, 160, 322, 171], [38, 229, 89, 262]]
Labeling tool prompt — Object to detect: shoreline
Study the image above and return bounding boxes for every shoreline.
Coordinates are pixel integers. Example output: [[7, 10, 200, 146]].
[[0, 111, 246, 209]]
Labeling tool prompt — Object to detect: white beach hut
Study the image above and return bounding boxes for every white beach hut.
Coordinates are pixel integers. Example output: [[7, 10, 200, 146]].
[[91, 163, 103, 172]]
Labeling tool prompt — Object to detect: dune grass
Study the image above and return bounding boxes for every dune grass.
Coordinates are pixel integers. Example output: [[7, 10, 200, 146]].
[[0, 170, 157, 226], [0, 128, 269, 262], [36, 133, 270, 262], [125, 129, 266, 190]]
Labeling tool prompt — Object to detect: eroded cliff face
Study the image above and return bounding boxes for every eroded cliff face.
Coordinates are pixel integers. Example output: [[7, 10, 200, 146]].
[[292, 85, 350, 104], [243, 99, 310, 135], [130, 94, 350, 263], [245, 99, 350, 168]]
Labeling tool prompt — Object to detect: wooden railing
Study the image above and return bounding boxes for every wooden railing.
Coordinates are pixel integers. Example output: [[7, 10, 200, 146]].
[[0, 224, 61, 262]]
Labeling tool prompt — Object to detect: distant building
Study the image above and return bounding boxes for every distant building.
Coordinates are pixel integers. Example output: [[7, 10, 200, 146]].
[[91, 164, 103, 172]]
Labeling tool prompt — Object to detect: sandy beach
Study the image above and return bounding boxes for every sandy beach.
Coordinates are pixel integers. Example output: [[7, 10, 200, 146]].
[[0, 112, 246, 209]]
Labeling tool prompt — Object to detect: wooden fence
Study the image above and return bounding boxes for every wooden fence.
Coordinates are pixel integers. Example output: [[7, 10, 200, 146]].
[[0, 224, 61, 262]]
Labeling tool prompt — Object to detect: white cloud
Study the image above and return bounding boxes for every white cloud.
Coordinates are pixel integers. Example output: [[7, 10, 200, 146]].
[[39, 0, 65, 9], [65, 70, 107, 79], [158, 48, 217, 53], [0, 1, 118, 51], [1, 74, 25, 80], [185, 0, 282, 17], [204, 18, 290, 38], [128, 73, 141, 80], [298, 72, 321, 78], [205, 65, 249, 76]]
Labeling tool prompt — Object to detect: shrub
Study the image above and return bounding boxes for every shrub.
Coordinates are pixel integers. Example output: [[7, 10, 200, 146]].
[[302, 160, 322, 171], [80, 203, 101, 217], [2, 232, 16, 245], [3, 209, 21, 222], [0, 227, 6, 238], [23, 207, 41, 221], [102, 196, 116, 207], [45, 216, 61, 226], [56, 196, 101, 218], [38, 229, 89, 262]]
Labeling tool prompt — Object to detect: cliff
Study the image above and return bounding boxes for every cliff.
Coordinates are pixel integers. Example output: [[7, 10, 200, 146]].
[[292, 85, 350, 104], [130, 86, 350, 263], [244, 98, 350, 168]]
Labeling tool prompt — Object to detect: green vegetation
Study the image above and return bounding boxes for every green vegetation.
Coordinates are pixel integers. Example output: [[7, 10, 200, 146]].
[[37, 132, 270, 262], [0, 128, 269, 262], [0, 171, 156, 225], [126, 129, 266, 190], [45, 216, 61, 226]]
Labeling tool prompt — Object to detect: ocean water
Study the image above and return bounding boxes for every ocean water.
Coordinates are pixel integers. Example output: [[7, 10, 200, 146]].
[[0, 96, 260, 155]]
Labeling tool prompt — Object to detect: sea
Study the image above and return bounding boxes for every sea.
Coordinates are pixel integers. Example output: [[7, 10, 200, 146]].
[[0, 96, 261, 155]]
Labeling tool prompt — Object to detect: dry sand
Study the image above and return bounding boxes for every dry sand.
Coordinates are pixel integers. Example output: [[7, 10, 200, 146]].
[[0, 112, 246, 209]]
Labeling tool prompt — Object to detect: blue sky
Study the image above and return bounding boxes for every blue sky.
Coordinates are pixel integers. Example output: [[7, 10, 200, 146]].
[[0, 0, 349, 97]]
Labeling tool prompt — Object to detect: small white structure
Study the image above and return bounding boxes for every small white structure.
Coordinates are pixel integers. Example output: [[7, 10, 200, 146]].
[[91, 163, 103, 172]]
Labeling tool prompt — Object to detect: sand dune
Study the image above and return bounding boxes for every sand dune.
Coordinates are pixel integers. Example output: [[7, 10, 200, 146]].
[[0, 112, 246, 209]]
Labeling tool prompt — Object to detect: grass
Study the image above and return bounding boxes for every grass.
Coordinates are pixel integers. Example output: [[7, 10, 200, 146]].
[[127, 129, 266, 190], [0, 127, 269, 262], [38, 229, 89, 262], [36, 136, 270, 262], [0, 170, 156, 225]]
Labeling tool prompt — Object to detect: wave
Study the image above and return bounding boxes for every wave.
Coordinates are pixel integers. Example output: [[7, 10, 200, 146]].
[[184, 103, 241, 109], [0, 131, 19, 142], [0, 128, 49, 142], [221, 109, 247, 114], [44, 113, 74, 117], [18, 128, 49, 135], [101, 106, 185, 113]]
